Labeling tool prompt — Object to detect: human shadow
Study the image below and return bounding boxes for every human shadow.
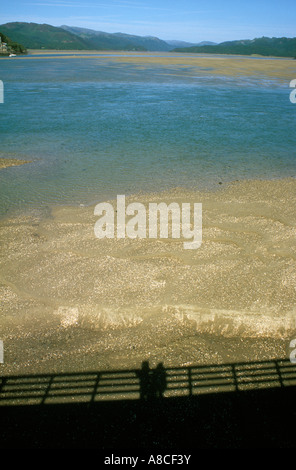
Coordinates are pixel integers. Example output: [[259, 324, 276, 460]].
[[1, 357, 296, 448], [137, 361, 167, 401]]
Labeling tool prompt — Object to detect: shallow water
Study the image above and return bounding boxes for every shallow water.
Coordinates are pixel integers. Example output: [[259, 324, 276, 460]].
[[0, 54, 295, 377], [0, 54, 295, 218]]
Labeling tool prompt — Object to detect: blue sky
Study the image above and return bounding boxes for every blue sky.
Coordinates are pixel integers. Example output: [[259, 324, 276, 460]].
[[1, 0, 295, 43]]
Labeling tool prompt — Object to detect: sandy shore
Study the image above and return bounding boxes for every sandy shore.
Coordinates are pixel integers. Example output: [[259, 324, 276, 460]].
[[104, 54, 296, 81], [0, 177, 295, 376], [21, 50, 296, 82]]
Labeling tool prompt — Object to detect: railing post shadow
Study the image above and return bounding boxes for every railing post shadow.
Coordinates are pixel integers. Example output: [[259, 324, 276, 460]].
[[41, 375, 54, 405], [275, 360, 284, 387], [0, 377, 6, 395], [188, 367, 193, 396], [232, 364, 239, 392], [91, 373, 101, 402]]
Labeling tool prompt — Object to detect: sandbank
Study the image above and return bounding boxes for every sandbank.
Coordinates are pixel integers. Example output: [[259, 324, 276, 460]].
[[0, 158, 31, 169], [0, 177, 295, 378], [19, 50, 296, 81]]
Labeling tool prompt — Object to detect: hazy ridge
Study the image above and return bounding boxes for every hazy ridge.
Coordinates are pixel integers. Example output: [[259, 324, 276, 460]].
[[1, 22, 295, 56], [173, 36, 296, 57]]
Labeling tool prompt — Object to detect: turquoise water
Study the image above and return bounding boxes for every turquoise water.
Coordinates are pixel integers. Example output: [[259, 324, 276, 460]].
[[0, 55, 295, 217]]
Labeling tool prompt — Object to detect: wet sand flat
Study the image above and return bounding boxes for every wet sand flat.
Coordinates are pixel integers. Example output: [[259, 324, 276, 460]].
[[104, 55, 296, 81], [0, 158, 31, 169], [0, 178, 295, 376], [21, 50, 296, 81]]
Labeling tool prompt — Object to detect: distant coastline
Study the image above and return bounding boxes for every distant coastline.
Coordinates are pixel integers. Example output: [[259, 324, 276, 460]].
[[0, 22, 295, 58], [12, 49, 296, 64], [172, 37, 296, 58]]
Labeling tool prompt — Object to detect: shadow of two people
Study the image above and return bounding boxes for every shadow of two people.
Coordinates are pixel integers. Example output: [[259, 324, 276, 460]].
[[137, 361, 167, 400]]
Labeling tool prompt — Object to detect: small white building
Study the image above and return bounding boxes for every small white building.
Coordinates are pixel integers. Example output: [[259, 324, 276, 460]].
[[0, 36, 8, 52]]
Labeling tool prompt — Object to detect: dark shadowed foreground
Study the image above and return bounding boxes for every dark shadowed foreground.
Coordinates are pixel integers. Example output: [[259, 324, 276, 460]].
[[1, 358, 295, 449]]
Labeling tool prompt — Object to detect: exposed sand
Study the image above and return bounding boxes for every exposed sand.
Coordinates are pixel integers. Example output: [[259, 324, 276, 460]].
[[103, 55, 296, 81], [21, 50, 296, 81], [0, 158, 31, 169], [0, 178, 295, 376]]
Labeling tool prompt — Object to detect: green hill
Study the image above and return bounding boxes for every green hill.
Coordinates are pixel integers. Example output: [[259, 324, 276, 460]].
[[2, 23, 292, 57], [173, 37, 296, 57], [0, 31, 27, 54], [62, 28, 213, 51], [60, 26, 147, 51], [0, 22, 172, 51], [0, 22, 94, 50], [61, 26, 172, 51], [113, 32, 172, 51]]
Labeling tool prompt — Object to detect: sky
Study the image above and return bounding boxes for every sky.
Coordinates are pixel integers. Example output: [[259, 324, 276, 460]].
[[0, 0, 295, 43]]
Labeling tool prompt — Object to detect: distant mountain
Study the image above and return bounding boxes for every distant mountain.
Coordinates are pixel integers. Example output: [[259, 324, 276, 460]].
[[113, 33, 172, 52], [4, 22, 291, 58], [0, 22, 176, 51], [195, 41, 218, 47], [173, 37, 296, 57], [166, 40, 217, 48], [61, 26, 172, 51], [0, 22, 92, 50], [60, 26, 146, 51]]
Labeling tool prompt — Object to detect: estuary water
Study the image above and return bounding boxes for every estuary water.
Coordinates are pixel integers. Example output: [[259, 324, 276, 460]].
[[0, 52, 295, 217], [0, 53, 296, 376]]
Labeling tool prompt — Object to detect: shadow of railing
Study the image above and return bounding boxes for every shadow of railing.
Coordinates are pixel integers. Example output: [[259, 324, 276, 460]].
[[1, 358, 295, 406], [1, 358, 296, 448]]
